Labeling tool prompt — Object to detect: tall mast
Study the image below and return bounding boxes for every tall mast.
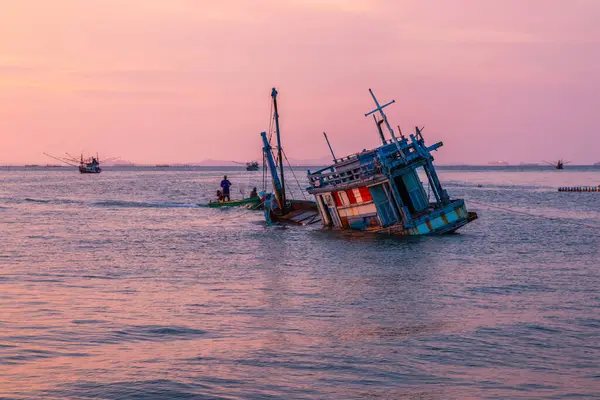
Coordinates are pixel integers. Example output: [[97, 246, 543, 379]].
[[271, 88, 286, 214]]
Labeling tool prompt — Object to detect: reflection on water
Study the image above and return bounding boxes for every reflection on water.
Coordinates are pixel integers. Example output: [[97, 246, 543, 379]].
[[0, 167, 599, 399]]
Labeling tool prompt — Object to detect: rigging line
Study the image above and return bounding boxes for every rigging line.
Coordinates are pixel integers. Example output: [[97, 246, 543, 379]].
[[282, 149, 308, 200], [273, 152, 296, 203], [468, 199, 600, 229]]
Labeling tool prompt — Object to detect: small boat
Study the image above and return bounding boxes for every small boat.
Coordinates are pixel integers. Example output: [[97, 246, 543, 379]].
[[306, 89, 477, 235], [79, 156, 102, 173], [207, 197, 261, 208], [233, 161, 261, 171], [543, 159, 570, 169], [246, 161, 259, 171]]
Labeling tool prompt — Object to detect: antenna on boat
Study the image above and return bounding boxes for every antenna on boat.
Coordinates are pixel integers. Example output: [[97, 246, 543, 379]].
[[415, 126, 425, 142], [372, 115, 386, 144], [271, 88, 286, 214], [397, 125, 405, 140], [323, 132, 337, 162]]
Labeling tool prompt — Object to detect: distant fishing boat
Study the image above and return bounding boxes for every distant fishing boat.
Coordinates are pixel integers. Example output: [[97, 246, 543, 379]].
[[543, 159, 570, 169], [79, 156, 101, 173], [43, 152, 118, 174], [246, 161, 259, 171], [233, 161, 260, 171], [305, 89, 478, 235], [261, 88, 321, 225]]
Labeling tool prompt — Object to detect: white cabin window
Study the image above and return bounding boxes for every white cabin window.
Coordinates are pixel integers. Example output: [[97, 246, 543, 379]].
[[337, 191, 350, 206], [324, 194, 335, 207]]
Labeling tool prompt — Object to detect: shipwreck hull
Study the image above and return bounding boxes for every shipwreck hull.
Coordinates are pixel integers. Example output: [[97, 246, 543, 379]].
[[368, 200, 478, 236], [269, 200, 322, 226]]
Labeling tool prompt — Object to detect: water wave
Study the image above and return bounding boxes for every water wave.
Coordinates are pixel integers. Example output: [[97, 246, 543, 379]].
[[24, 198, 83, 205], [92, 200, 201, 208], [96, 325, 208, 344]]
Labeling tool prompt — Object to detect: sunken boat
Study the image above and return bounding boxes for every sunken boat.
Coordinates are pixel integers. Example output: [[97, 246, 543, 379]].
[[260, 88, 321, 226], [306, 89, 478, 235]]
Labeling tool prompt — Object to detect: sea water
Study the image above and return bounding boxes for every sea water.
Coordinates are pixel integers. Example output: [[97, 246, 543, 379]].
[[1, 166, 599, 399]]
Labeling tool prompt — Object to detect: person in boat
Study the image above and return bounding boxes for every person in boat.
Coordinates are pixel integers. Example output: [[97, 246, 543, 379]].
[[249, 187, 258, 199], [216, 190, 224, 202], [220, 175, 231, 201]]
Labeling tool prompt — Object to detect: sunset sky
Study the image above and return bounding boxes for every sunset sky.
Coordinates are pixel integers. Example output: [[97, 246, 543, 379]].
[[1, 0, 599, 164]]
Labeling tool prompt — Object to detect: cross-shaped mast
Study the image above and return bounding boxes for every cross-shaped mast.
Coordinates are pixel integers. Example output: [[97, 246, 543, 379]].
[[364, 89, 406, 161], [365, 88, 396, 141]]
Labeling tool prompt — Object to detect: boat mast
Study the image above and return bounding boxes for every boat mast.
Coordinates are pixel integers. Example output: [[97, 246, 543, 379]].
[[271, 88, 286, 214], [323, 132, 337, 161], [261, 131, 284, 208], [364, 89, 406, 162]]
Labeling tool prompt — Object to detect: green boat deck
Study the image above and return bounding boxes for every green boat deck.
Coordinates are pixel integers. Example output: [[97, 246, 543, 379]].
[[206, 197, 261, 208]]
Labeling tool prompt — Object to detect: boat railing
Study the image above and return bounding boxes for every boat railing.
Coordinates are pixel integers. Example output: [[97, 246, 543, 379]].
[[308, 159, 381, 189], [332, 155, 357, 164]]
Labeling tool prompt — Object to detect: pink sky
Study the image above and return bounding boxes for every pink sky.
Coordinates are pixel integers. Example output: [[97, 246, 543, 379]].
[[1, 0, 599, 164]]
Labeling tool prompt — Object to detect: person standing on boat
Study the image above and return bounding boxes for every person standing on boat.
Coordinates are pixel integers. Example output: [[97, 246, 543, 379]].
[[220, 175, 231, 201], [249, 187, 258, 199]]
